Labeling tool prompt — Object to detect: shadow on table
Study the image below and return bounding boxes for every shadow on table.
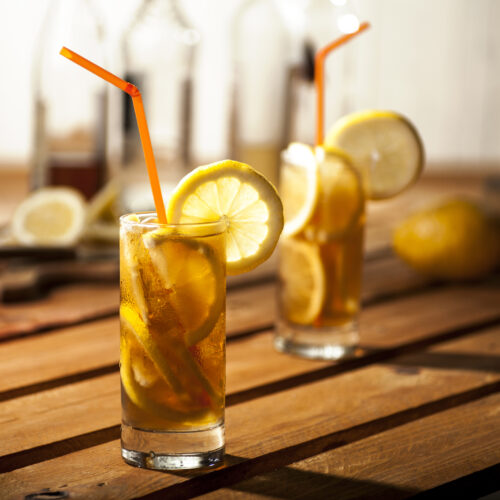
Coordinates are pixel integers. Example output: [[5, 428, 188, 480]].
[[223, 462, 419, 499], [385, 351, 500, 375], [167, 455, 418, 499]]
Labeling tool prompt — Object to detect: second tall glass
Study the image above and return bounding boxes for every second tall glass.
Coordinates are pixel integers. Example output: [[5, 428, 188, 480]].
[[275, 144, 365, 360]]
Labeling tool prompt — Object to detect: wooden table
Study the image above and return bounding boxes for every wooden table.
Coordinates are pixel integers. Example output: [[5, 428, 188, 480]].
[[1, 170, 499, 499]]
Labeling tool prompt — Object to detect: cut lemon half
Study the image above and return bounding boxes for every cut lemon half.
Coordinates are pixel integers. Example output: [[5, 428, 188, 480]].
[[325, 110, 424, 200], [167, 160, 284, 275], [86, 180, 119, 225], [11, 187, 86, 246], [280, 142, 319, 237], [279, 238, 325, 325], [143, 228, 225, 346], [304, 147, 364, 242]]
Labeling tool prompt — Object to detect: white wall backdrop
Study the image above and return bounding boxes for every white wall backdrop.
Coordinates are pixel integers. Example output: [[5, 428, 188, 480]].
[[0, 0, 499, 169]]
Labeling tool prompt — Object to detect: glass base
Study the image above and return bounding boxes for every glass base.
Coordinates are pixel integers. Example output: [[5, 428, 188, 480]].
[[121, 421, 224, 471], [274, 319, 360, 361]]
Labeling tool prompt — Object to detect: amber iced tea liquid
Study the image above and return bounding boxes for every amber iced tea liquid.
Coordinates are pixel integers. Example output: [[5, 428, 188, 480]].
[[120, 214, 226, 470], [276, 151, 365, 360]]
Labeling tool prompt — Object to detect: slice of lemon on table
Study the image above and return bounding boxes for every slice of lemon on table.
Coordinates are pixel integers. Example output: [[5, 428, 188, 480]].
[[279, 238, 325, 325], [167, 160, 284, 275], [11, 187, 86, 246], [304, 147, 364, 241], [280, 143, 319, 237], [143, 228, 225, 346], [325, 110, 424, 200]]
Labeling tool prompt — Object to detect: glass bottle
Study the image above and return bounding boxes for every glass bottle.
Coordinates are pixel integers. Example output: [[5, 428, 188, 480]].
[[231, 0, 290, 187], [120, 0, 199, 213], [283, 0, 362, 145], [32, 0, 107, 200]]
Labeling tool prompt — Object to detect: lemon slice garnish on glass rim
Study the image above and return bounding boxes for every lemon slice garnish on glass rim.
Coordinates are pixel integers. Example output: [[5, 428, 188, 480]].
[[325, 110, 424, 200], [280, 143, 319, 237], [304, 146, 364, 242], [279, 237, 325, 325], [11, 187, 86, 246], [167, 160, 284, 275]]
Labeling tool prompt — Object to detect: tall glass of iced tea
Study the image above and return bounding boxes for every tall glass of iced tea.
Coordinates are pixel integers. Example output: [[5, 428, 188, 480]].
[[120, 213, 226, 470], [275, 144, 365, 360]]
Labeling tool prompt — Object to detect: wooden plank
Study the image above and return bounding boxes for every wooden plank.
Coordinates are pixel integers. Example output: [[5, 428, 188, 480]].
[[0, 253, 424, 393], [358, 284, 500, 348], [203, 392, 500, 499], [0, 250, 424, 341], [1, 327, 499, 498], [0, 316, 119, 395], [1, 281, 498, 400], [0, 283, 119, 340], [0, 331, 329, 458], [3, 320, 500, 462]]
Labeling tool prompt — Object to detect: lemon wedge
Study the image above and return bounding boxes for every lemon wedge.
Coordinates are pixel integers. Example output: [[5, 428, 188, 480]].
[[121, 303, 219, 413], [325, 110, 424, 200], [304, 147, 364, 241], [120, 333, 214, 423], [11, 187, 86, 246], [120, 304, 185, 394], [280, 143, 319, 237], [167, 160, 284, 275], [279, 238, 325, 324], [86, 180, 119, 225]]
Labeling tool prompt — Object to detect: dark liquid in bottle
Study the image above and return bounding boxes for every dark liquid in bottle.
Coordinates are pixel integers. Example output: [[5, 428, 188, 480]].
[[48, 153, 105, 200]]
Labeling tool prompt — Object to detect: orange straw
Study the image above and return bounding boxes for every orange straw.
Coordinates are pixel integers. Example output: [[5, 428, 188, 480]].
[[315, 22, 370, 147], [60, 47, 167, 223]]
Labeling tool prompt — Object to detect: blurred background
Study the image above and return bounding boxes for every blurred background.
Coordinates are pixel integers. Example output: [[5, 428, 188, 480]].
[[0, 0, 499, 211]]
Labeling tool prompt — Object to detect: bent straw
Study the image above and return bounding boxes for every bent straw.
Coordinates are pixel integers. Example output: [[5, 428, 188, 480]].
[[60, 47, 167, 223], [315, 22, 370, 147]]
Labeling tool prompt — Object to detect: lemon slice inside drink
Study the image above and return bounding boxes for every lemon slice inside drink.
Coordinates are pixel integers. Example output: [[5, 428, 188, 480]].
[[120, 332, 216, 423], [280, 143, 319, 237], [143, 228, 225, 346], [304, 147, 364, 242], [11, 187, 86, 246], [279, 238, 325, 325], [120, 304, 185, 394], [325, 110, 424, 200], [167, 160, 284, 275], [120, 303, 219, 411]]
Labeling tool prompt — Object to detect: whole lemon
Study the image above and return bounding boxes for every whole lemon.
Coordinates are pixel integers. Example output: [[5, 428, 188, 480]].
[[393, 199, 500, 280]]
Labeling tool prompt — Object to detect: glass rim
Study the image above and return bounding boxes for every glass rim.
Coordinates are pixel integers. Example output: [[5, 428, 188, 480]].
[[120, 212, 227, 234]]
